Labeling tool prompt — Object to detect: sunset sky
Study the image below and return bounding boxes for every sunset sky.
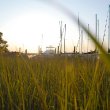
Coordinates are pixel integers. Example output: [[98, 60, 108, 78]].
[[0, 0, 109, 53]]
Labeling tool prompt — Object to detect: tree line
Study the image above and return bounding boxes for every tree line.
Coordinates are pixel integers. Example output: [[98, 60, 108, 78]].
[[0, 32, 8, 53]]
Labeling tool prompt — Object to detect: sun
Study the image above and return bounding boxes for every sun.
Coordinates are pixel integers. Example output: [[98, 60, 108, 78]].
[[1, 9, 80, 53], [1, 11, 61, 52]]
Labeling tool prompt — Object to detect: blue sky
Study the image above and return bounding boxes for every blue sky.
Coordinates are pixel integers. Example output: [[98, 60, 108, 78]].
[[0, 0, 110, 52]]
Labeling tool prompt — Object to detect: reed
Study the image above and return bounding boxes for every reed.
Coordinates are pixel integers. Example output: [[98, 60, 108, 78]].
[[0, 55, 110, 110]]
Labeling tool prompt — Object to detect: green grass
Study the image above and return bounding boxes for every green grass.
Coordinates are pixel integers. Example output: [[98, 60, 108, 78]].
[[0, 55, 110, 110]]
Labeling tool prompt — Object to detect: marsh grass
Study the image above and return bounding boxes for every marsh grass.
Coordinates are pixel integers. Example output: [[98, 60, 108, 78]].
[[0, 55, 110, 110], [0, 1, 110, 110]]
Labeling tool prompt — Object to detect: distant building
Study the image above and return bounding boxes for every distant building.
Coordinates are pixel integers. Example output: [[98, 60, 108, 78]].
[[43, 46, 56, 55]]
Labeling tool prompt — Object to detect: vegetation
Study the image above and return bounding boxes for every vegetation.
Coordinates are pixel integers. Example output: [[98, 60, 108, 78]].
[[0, 55, 110, 110], [0, 2, 110, 110], [0, 32, 8, 53]]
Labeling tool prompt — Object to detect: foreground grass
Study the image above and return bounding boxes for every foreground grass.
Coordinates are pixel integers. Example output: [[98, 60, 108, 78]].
[[0, 55, 110, 110]]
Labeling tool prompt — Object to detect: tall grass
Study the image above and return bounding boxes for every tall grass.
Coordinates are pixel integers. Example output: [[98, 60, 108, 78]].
[[0, 1, 110, 110], [0, 55, 110, 110]]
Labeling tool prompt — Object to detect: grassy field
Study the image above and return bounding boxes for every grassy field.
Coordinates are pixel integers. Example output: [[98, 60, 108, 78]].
[[0, 54, 110, 110]]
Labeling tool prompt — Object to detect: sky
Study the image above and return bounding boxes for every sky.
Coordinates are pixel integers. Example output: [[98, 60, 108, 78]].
[[0, 0, 110, 53]]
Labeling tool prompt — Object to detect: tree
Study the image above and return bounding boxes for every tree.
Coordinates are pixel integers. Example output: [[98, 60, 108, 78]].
[[0, 32, 8, 53]]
